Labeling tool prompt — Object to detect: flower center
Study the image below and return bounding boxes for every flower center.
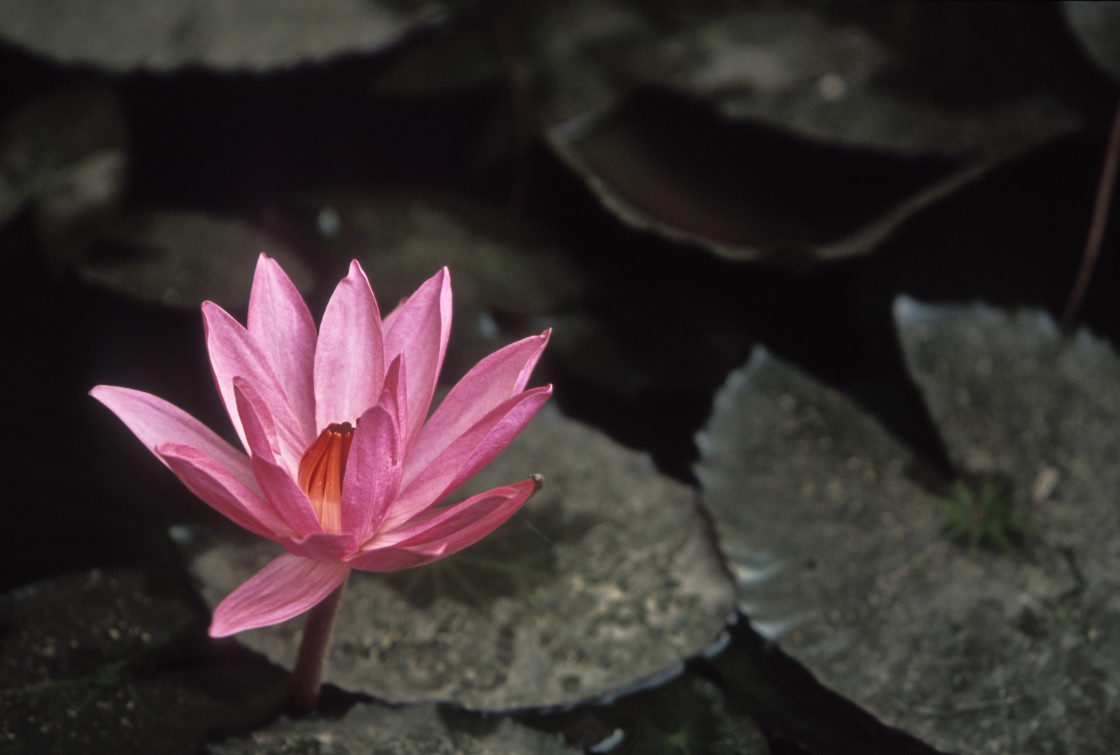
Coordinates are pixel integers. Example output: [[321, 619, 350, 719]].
[[297, 422, 354, 534]]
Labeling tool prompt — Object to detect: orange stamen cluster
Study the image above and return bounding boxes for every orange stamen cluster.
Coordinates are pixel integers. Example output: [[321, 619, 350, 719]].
[[297, 422, 354, 534]]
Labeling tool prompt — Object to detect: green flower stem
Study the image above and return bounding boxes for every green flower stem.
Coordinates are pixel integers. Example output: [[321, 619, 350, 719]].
[[286, 575, 348, 716]]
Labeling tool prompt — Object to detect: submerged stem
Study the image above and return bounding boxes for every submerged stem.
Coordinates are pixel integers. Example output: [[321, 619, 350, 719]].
[[286, 575, 349, 717]]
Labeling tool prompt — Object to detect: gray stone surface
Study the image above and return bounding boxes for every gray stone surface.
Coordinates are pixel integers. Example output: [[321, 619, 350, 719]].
[[696, 300, 1120, 754], [207, 702, 581, 755], [0, 0, 447, 71], [189, 404, 736, 708]]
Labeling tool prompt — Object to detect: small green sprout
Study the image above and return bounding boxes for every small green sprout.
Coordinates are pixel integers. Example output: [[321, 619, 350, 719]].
[[942, 472, 1020, 555]]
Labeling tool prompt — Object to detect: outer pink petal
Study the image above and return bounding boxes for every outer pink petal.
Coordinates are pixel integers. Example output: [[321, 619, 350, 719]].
[[233, 377, 306, 475], [203, 302, 306, 456], [209, 553, 350, 637], [276, 531, 358, 561], [383, 268, 451, 448], [389, 385, 551, 529], [247, 254, 317, 444], [367, 477, 540, 562], [90, 385, 256, 492], [314, 260, 384, 429], [158, 442, 291, 539], [250, 454, 324, 537], [340, 408, 402, 544], [405, 331, 549, 485], [344, 544, 446, 572]]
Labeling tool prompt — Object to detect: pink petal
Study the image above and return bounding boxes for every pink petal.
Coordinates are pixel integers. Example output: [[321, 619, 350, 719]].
[[209, 553, 350, 637], [203, 302, 306, 457], [340, 402, 404, 543], [383, 268, 451, 447], [390, 385, 551, 528], [90, 385, 256, 491], [247, 254, 318, 444], [405, 331, 549, 483], [344, 544, 445, 572], [276, 531, 358, 561], [369, 477, 540, 562], [233, 377, 306, 475], [250, 453, 325, 537], [158, 442, 291, 539], [314, 260, 384, 429]]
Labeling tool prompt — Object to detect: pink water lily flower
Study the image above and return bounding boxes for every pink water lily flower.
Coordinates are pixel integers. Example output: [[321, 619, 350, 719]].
[[92, 255, 551, 637]]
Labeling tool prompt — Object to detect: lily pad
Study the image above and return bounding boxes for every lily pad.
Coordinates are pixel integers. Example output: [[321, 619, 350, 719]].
[[696, 302, 1120, 753], [208, 702, 582, 755], [1063, 1, 1120, 84], [188, 404, 736, 709], [0, 85, 127, 262], [0, 568, 287, 755], [78, 210, 311, 309], [305, 194, 591, 375], [0, 0, 450, 72], [520, 1, 1080, 262]]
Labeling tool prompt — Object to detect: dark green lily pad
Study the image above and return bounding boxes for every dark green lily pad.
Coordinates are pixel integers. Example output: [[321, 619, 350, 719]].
[[0, 0, 450, 72], [77, 210, 312, 309], [695, 301, 1120, 753], [188, 404, 736, 709], [0, 568, 288, 755]]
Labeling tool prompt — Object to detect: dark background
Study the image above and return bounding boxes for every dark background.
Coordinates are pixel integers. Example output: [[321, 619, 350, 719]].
[[1, 2, 1118, 753]]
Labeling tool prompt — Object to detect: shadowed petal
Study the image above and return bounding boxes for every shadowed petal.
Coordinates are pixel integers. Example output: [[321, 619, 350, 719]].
[[370, 477, 540, 562], [209, 554, 351, 637], [247, 254, 317, 444], [405, 331, 549, 482], [314, 259, 384, 428], [203, 302, 306, 456], [251, 454, 324, 537], [90, 385, 256, 490], [383, 268, 451, 447], [391, 385, 552, 527], [158, 442, 290, 539]]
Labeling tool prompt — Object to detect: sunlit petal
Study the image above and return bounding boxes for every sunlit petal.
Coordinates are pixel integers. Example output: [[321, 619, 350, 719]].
[[314, 259, 384, 428], [247, 254, 317, 444], [209, 554, 350, 637], [383, 267, 451, 447]]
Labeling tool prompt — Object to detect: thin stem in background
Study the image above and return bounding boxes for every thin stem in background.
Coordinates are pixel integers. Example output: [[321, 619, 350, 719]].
[[1061, 100, 1120, 329]]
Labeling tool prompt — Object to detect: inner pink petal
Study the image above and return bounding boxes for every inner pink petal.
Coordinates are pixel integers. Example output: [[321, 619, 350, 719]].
[[203, 302, 307, 457], [314, 260, 385, 429], [383, 268, 451, 448], [341, 401, 404, 543], [247, 254, 318, 444]]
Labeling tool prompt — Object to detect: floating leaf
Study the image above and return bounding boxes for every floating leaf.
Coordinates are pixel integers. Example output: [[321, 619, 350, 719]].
[[0, 569, 287, 755], [188, 404, 736, 708], [523, 1, 1081, 262], [209, 702, 583, 755], [696, 302, 1120, 753], [1063, 1, 1120, 84], [0, 0, 450, 72], [78, 210, 311, 309], [0, 85, 127, 263]]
